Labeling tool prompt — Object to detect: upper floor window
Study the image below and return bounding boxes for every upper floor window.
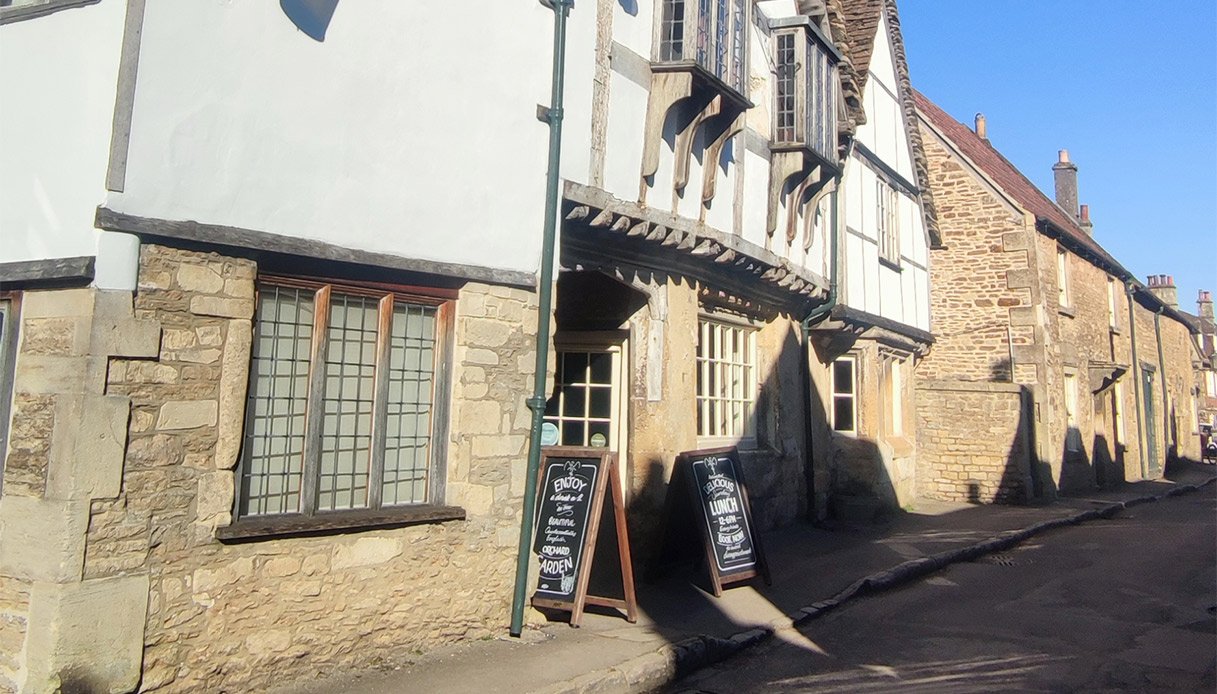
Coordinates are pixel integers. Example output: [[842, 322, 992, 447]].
[[659, 0, 749, 97], [772, 22, 839, 163], [882, 355, 904, 438], [236, 280, 451, 521], [877, 179, 899, 265], [1107, 276, 1120, 330], [696, 318, 757, 444]]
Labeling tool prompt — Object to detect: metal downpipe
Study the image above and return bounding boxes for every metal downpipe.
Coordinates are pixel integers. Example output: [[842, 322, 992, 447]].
[[510, 0, 572, 637], [1127, 283, 1147, 479], [1153, 307, 1170, 470], [800, 182, 840, 520]]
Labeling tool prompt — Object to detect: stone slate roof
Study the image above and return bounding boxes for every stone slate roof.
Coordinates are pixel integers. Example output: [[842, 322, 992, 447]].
[[830, 0, 940, 245], [915, 90, 1199, 333]]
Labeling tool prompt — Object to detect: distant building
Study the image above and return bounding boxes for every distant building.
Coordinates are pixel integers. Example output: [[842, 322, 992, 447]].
[[915, 93, 1201, 502], [1176, 288, 1216, 442]]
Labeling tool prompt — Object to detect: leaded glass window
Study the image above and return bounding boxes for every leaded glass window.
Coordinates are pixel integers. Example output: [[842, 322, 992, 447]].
[[773, 26, 839, 162], [658, 0, 748, 98], [238, 281, 444, 519]]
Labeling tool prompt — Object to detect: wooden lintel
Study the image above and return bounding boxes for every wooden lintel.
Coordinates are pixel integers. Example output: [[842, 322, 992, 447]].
[[702, 112, 746, 203], [674, 95, 723, 191], [565, 205, 591, 221]]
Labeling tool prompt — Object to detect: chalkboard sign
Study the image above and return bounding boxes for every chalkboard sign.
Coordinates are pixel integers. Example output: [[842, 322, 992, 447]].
[[652, 446, 771, 596], [531, 447, 637, 626]]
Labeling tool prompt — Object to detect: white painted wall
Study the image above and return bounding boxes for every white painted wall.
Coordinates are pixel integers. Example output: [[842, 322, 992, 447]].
[[838, 9, 931, 333], [0, 1, 126, 267], [107, 1, 574, 279]]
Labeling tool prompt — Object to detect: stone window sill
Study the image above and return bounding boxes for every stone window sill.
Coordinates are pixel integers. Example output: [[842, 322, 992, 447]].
[[885, 435, 915, 458], [215, 505, 466, 543], [1058, 304, 1076, 319], [878, 257, 902, 272], [1109, 326, 1122, 336]]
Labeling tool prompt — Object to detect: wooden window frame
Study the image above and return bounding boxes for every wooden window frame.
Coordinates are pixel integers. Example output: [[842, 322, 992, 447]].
[[877, 178, 900, 266], [1107, 276, 1120, 331], [656, 0, 750, 98], [696, 317, 759, 447], [831, 355, 857, 435], [0, 0, 98, 25], [0, 292, 20, 496], [1057, 247, 1071, 309], [771, 24, 839, 162], [218, 276, 461, 542]]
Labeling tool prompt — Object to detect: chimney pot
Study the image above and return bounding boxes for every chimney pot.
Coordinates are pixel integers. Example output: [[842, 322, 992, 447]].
[[1058, 149, 1070, 163], [1080, 204, 1089, 222], [974, 113, 987, 139], [1147, 274, 1179, 308]]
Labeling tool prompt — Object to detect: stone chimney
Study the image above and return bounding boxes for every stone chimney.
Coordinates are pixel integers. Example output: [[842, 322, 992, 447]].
[[974, 113, 987, 140], [1079, 204, 1093, 236], [1146, 275, 1179, 309], [1200, 290, 1215, 357], [1053, 150, 1079, 220], [1200, 290, 1214, 321]]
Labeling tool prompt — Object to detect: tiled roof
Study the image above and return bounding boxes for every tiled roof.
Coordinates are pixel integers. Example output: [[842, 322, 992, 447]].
[[914, 90, 1200, 333], [835, 0, 940, 244], [914, 89, 1124, 270]]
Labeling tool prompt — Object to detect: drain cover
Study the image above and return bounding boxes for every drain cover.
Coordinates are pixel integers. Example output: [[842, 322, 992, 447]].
[[972, 553, 1031, 566]]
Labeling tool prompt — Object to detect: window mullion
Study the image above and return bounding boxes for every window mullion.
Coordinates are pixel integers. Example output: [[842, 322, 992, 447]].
[[300, 285, 331, 516], [367, 294, 393, 510]]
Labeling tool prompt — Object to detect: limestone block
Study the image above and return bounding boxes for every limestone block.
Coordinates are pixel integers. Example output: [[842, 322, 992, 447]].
[[0, 497, 88, 583], [192, 557, 254, 595], [45, 394, 130, 501], [196, 325, 223, 347], [263, 557, 301, 578], [162, 329, 197, 352], [189, 296, 253, 320], [92, 291, 161, 358], [176, 265, 224, 294], [156, 401, 218, 430], [23, 575, 149, 694], [471, 435, 525, 458], [1008, 306, 1038, 327], [246, 629, 291, 656], [20, 318, 84, 357], [462, 349, 500, 366], [19, 289, 94, 320], [332, 538, 403, 570], [196, 472, 235, 520], [457, 401, 504, 436], [1005, 268, 1036, 291], [216, 320, 252, 470], [461, 485, 495, 516], [12, 356, 106, 397]]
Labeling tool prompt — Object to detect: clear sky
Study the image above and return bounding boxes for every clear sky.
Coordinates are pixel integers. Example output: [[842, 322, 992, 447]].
[[899, 0, 1217, 315]]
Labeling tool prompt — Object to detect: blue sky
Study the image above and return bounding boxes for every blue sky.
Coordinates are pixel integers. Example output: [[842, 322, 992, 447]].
[[899, 1, 1217, 314]]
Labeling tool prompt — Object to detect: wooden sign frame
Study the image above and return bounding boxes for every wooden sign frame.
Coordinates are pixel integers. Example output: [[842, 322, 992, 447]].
[[530, 447, 637, 627], [652, 446, 771, 596]]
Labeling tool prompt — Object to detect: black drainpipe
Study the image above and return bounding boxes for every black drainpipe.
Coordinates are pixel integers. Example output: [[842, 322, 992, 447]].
[[799, 180, 841, 521]]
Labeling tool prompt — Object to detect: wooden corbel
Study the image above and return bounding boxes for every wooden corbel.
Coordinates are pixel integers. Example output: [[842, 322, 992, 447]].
[[673, 95, 722, 191], [802, 179, 836, 251], [766, 151, 810, 237], [785, 167, 820, 244], [701, 112, 746, 204], [640, 71, 694, 199]]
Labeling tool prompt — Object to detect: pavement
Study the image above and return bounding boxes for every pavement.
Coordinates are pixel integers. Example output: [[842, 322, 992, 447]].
[[283, 461, 1217, 694]]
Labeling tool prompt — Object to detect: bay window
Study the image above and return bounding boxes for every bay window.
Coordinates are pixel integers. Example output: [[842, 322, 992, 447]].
[[658, 0, 749, 98], [772, 20, 839, 164]]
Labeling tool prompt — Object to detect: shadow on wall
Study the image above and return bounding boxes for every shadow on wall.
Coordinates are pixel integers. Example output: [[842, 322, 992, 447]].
[[988, 385, 1055, 504]]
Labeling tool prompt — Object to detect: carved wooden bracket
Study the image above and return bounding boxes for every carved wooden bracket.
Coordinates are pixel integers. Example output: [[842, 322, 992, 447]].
[[785, 167, 820, 243], [701, 112, 746, 203], [802, 179, 836, 251], [673, 96, 722, 191], [766, 150, 810, 237], [640, 71, 694, 182]]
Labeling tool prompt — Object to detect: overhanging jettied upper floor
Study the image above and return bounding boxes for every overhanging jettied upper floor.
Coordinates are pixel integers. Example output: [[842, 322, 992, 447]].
[[561, 181, 829, 313]]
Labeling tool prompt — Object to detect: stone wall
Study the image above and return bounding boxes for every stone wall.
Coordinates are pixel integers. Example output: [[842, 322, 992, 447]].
[[57, 244, 540, 693], [916, 381, 1032, 503], [914, 128, 1035, 384], [0, 287, 161, 693]]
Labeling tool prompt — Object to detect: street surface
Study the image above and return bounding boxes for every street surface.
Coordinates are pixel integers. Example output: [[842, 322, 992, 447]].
[[668, 486, 1217, 693]]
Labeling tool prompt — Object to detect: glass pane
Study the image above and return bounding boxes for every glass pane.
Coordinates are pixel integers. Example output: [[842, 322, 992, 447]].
[[834, 397, 854, 432], [589, 387, 612, 419], [383, 301, 437, 506], [317, 294, 378, 512], [588, 421, 610, 447], [661, 0, 685, 61], [562, 420, 586, 446], [561, 352, 587, 385], [834, 359, 854, 395], [589, 352, 612, 384], [239, 286, 313, 517]]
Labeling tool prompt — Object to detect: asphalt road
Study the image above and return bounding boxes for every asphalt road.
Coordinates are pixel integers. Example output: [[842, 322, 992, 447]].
[[669, 486, 1217, 693]]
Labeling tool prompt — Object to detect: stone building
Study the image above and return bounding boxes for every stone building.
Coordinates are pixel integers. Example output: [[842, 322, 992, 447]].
[[914, 92, 1201, 502], [1175, 287, 1216, 440], [0, 1, 939, 693]]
